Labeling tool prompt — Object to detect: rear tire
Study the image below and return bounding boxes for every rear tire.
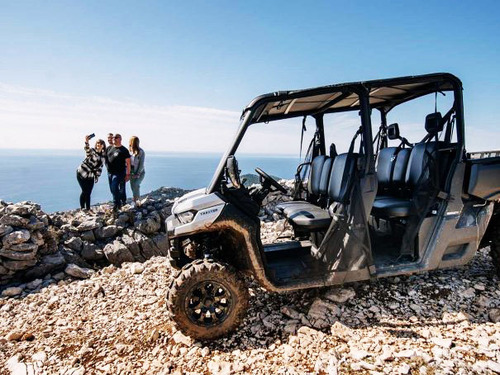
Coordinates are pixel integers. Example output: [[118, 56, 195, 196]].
[[167, 259, 249, 340]]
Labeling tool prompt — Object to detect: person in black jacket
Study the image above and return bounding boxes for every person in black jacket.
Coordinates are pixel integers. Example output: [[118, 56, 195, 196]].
[[106, 133, 131, 212], [76, 136, 106, 210]]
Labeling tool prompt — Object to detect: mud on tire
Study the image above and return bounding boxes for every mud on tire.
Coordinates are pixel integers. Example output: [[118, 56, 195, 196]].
[[167, 259, 249, 340]]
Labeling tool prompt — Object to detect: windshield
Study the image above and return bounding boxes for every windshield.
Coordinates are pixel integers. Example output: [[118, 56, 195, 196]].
[[207, 110, 252, 193]]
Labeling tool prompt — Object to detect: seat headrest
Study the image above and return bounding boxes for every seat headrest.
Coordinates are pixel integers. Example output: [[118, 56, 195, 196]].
[[330, 143, 338, 157], [425, 112, 443, 134], [387, 123, 400, 140]]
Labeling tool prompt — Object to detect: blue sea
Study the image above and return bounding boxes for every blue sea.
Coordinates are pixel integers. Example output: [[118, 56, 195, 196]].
[[0, 149, 300, 213]]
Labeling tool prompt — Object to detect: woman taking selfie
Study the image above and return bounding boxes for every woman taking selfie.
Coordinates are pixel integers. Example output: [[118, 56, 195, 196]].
[[76, 135, 106, 211], [129, 136, 146, 205]]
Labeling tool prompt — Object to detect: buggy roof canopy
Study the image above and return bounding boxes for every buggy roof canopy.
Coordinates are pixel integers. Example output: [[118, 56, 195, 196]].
[[245, 73, 461, 124]]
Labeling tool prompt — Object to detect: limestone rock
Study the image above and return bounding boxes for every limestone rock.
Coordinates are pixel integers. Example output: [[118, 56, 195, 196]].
[[77, 219, 102, 232], [24, 252, 66, 279], [121, 233, 144, 262], [324, 287, 356, 303], [0, 248, 37, 261], [0, 224, 13, 237], [1, 286, 23, 297], [81, 242, 104, 261], [65, 264, 94, 279], [103, 241, 134, 265], [134, 211, 161, 234], [0, 215, 29, 227], [80, 230, 95, 242], [65, 237, 83, 251], [3, 229, 31, 246], [7, 242, 38, 252], [489, 309, 500, 323], [307, 298, 341, 329], [95, 225, 119, 239], [2, 258, 37, 271]]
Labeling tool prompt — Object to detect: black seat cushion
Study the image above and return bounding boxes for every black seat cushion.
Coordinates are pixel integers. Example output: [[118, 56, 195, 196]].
[[372, 197, 412, 218], [287, 205, 331, 230], [276, 201, 314, 213]]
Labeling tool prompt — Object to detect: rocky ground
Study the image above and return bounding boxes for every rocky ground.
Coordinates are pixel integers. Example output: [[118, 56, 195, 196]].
[[1, 244, 500, 374], [1, 184, 500, 374]]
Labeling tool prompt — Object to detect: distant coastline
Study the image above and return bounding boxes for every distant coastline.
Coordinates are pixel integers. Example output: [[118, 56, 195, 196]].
[[0, 149, 300, 213]]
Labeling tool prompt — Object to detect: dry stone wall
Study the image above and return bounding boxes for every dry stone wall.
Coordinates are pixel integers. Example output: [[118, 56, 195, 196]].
[[0, 187, 188, 287]]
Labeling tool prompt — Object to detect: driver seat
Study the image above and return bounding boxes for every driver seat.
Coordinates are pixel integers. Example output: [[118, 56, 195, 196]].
[[281, 152, 358, 231], [276, 146, 337, 213]]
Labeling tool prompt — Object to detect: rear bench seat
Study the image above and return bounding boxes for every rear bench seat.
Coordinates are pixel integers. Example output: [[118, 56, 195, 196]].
[[372, 142, 439, 218], [371, 111, 452, 219], [277, 152, 358, 231]]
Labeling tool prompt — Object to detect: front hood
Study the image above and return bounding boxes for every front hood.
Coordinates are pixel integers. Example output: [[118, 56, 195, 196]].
[[172, 188, 225, 214]]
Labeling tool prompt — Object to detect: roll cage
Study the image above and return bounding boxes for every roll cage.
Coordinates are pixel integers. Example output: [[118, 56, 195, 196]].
[[207, 73, 464, 194]]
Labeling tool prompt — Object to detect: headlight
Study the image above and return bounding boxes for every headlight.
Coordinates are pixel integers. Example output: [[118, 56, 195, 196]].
[[177, 210, 196, 224]]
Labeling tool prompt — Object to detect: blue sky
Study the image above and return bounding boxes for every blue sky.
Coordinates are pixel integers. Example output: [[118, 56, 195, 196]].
[[1, 1, 499, 152]]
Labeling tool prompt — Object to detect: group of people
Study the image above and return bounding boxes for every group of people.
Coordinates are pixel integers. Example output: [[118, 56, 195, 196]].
[[76, 132, 146, 213]]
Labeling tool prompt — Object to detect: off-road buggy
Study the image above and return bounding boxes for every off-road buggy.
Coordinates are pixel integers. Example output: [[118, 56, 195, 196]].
[[165, 73, 500, 340]]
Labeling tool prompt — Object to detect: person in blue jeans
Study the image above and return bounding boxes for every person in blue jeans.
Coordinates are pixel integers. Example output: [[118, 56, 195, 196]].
[[106, 133, 131, 213], [129, 136, 146, 206]]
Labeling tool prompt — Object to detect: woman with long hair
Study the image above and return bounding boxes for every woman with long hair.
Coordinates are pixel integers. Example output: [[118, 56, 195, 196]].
[[129, 136, 146, 205], [76, 135, 106, 211]]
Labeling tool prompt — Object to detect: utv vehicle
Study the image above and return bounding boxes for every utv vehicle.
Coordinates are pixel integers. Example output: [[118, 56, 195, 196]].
[[166, 73, 500, 340]]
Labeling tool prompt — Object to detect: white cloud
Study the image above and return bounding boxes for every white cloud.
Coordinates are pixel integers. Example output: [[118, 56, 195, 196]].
[[3, 82, 496, 155], [0, 83, 242, 153]]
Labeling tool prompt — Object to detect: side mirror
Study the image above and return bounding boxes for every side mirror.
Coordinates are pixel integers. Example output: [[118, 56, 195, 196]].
[[387, 123, 400, 140], [425, 112, 443, 134]]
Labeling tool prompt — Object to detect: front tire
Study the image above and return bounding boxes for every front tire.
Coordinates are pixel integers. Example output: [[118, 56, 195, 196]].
[[167, 259, 249, 340]]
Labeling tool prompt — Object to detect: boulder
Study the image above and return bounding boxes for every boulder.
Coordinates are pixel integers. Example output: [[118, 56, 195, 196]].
[[95, 225, 119, 239], [26, 217, 45, 230], [2, 258, 37, 271], [489, 309, 500, 323], [307, 298, 341, 329], [64, 237, 83, 251], [134, 212, 161, 234], [80, 230, 95, 242], [30, 231, 45, 246], [7, 242, 38, 252], [3, 230, 31, 246], [0, 215, 30, 227], [152, 234, 169, 256], [0, 248, 37, 261], [77, 219, 102, 232], [1, 286, 23, 297], [0, 224, 13, 237], [121, 233, 144, 262], [324, 288, 356, 304], [5, 202, 39, 216], [24, 252, 66, 279], [103, 241, 135, 265], [65, 264, 94, 279], [81, 242, 104, 261]]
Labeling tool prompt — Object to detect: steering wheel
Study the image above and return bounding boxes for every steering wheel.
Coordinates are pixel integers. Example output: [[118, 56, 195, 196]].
[[255, 168, 287, 193]]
